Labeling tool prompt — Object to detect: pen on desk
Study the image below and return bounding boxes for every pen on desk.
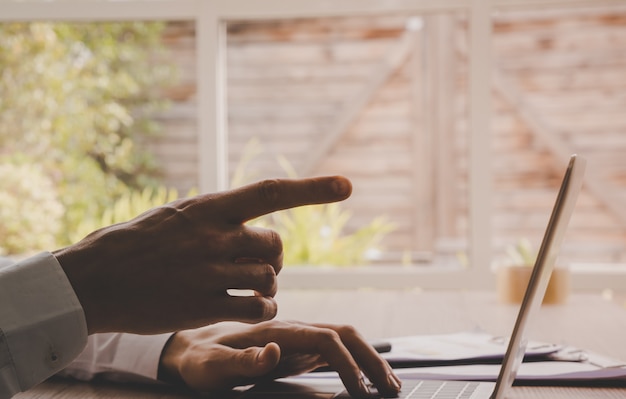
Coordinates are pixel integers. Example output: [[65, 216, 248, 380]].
[[371, 341, 392, 354]]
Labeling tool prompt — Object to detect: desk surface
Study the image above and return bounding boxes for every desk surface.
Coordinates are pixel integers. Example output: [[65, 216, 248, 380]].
[[16, 290, 626, 399]]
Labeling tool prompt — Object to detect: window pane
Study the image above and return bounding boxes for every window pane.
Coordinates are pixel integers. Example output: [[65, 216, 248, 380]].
[[491, 5, 626, 267], [149, 21, 198, 194], [226, 14, 470, 268]]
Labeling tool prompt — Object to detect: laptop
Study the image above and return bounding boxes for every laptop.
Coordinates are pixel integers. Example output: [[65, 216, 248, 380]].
[[243, 154, 586, 399]]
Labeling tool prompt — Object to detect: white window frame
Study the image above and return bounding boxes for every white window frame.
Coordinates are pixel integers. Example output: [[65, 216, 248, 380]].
[[2, 0, 625, 292]]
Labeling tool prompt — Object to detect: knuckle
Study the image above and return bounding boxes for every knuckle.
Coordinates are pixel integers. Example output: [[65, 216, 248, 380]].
[[334, 324, 358, 338], [232, 227, 248, 245], [318, 329, 342, 346], [274, 255, 283, 275], [267, 229, 283, 254], [259, 319, 282, 329], [260, 263, 277, 287], [258, 179, 281, 204], [247, 298, 277, 322], [266, 229, 284, 275], [239, 347, 260, 364]]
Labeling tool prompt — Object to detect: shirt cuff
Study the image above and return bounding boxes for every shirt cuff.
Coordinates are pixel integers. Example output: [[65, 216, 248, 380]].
[[0, 252, 88, 393], [58, 332, 173, 384], [110, 333, 173, 381]]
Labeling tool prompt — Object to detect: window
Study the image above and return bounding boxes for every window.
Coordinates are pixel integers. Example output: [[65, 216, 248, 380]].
[[2, 0, 625, 292]]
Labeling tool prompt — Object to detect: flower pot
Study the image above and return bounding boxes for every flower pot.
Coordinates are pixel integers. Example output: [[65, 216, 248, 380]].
[[496, 265, 570, 305]]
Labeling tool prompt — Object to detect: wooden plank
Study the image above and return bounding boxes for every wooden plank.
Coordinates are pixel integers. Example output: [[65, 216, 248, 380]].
[[493, 4, 626, 22], [319, 153, 413, 176], [228, 63, 376, 81], [546, 111, 626, 131], [515, 67, 626, 92], [228, 82, 365, 102], [227, 38, 399, 64], [226, 16, 408, 42], [494, 24, 626, 55], [496, 50, 626, 71], [526, 92, 626, 112], [228, 103, 338, 119]]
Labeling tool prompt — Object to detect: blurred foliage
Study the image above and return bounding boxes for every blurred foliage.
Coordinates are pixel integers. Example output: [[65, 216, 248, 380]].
[[0, 160, 63, 255], [504, 237, 537, 267], [267, 202, 395, 267], [233, 138, 395, 267], [0, 21, 176, 253], [70, 186, 197, 243]]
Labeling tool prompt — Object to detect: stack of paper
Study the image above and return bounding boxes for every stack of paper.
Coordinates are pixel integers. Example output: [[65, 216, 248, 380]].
[[380, 331, 562, 367]]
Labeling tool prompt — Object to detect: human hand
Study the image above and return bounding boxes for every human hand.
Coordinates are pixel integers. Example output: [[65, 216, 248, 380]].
[[158, 320, 402, 399], [53, 177, 352, 334]]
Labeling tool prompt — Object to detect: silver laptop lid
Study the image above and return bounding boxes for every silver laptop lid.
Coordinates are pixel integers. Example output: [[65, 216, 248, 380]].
[[491, 154, 586, 399]]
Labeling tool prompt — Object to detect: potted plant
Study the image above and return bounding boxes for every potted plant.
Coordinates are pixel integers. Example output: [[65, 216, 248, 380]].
[[496, 238, 571, 305]]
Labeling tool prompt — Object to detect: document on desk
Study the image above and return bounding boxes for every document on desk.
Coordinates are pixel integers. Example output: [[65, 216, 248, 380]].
[[306, 331, 626, 385], [379, 331, 562, 367]]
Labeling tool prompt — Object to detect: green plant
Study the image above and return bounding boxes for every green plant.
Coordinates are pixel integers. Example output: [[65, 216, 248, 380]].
[[0, 161, 64, 255], [504, 238, 537, 266], [235, 138, 395, 267], [265, 202, 394, 267]]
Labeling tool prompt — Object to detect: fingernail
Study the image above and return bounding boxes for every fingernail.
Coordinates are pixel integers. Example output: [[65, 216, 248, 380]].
[[256, 346, 269, 366], [332, 177, 351, 197], [388, 372, 402, 392]]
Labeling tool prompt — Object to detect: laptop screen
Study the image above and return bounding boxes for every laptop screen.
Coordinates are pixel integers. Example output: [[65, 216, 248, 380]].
[[491, 154, 586, 398]]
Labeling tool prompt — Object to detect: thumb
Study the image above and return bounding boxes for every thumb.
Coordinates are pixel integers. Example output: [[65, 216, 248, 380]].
[[181, 342, 282, 392], [224, 342, 280, 378], [238, 342, 281, 377]]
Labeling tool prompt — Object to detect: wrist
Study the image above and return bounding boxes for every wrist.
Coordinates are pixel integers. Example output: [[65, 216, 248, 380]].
[[158, 332, 186, 386], [53, 247, 101, 334]]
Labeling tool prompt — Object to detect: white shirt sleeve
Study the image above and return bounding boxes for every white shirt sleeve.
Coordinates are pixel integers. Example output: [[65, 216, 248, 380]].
[[57, 332, 173, 384], [0, 252, 88, 399]]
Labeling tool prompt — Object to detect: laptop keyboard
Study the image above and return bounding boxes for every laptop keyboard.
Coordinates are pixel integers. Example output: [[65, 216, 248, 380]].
[[397, 380, 479, 399], [335, 380, 480, 399]]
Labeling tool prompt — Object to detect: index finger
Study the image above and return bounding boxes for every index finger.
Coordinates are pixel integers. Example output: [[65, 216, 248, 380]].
[[216, 176, 352, 224], [314, 323, 401, 397]]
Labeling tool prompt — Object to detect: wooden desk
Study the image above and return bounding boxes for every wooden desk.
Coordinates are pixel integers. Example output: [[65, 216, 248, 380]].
[[16, 290, 626, 399]]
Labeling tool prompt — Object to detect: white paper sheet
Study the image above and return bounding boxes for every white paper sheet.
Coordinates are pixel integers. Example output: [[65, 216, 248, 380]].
[[381, 331, 562, 366]]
